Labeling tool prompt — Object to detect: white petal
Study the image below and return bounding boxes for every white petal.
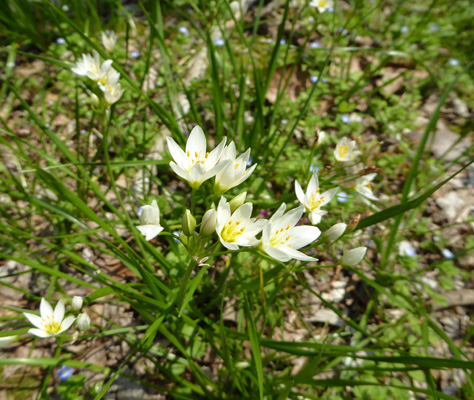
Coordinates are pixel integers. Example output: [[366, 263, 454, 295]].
[[289, 226, 321, 249], [23, 313, 44, 329], [263, 245, 291, 262], [279, 206, 304, 229], [186, 126, 206, 157], [137, 225, 163, 241], [216, 197, 231, 230], [28, 328, 50, 338], [206, 137, 227, 167], [321, 187, 339, 204], [58, 315, 76, 334], [166, 137, 187, 168], [285, 247, 317, 262], [295, 180, 306, 205], [54, 300, 65, 323], [307, 173, 319, 197], [308, 212, 322, 225], [170, 162, 192, 183], [232, 202, 253, 221], [269, 203, 287, 224], [40, 298, 54, 319]]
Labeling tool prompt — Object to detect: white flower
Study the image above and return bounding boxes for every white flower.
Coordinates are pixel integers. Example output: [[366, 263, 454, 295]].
[[77, 313, 91, 332], [334, 137, 361, 162], [101, 31, 117, 53], [214, 142, 257, 194], [103, 80, 124, 106], [309, 0, 334, 13], [71, 51, 113, 83], [98, 68, 120, 89], [323, 223, 347, 241], [136, 200, 163, 241], [23, 298, 76, 338], [260, 203, 321, 262], [71, 296, 83, 311], [216, 197, 266, 250], [354, 173, 378, 201], [341, 247, 367, 266], [295, 173, 338, 224], [166, 125, 228, 188]]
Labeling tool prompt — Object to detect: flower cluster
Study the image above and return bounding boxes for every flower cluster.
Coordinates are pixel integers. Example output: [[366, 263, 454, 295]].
[[72, 47, 123, 108], [135, 125, 371, 265]]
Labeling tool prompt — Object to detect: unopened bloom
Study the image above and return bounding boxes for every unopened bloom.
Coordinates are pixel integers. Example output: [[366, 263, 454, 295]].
[[200, 209, 217, 236], [103, 80, 124, 106], [77, 313, 91, 332], [323, 223, 347, 241], [229, 192, 247, 213], [216, 197, 266, 250], [136, 200, 163, 241], [354, 173, 378, 201], [295, 173, 338, 224], [341, 247, 367, 266], [71, 52, 113, 83], [214, 142, 257, 194], [334, 137, 361, 162], [309, 0, 334, 12], [101, 30, 117, 53], [71, 296, 83, 311], [0, 335, 18, 348], [182, 209, 196, 236], [23, 298, 76, 338], [166, 125, 228, 188], [260, 203, 321, 262]]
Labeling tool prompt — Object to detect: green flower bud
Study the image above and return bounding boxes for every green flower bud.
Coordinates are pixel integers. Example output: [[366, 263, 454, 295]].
[[200, 209, 217, 236], [229, 192, 247, 213], [182, 209, 196, 236]]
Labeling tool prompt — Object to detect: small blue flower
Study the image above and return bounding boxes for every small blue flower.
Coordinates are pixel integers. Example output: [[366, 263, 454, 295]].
[[448, 58, 460, 66], [400, 26, 409, 34], [281, 119, 288, 125], [310, 76, 318, 84], [322, 78, 328, 83], [309, 164, 319, 174], [214, 38, 225, 47], [280, 39, 286, 45], [173, 231, 180, 243], [80, 129, 86, 135], [433, 235, 440, 242], [341, 114, 350, 124], [429, 24, 439, 32], [57, 366, 73, 381], [441, 248, 455, 259], [130, 51, 140, 58], [137, 206, 143, 217], [337, 191, 348, 203], [247, 155, 253, 167], [337, 27, 348, 35], [310, 41, 320, 49], [56, 37, 66, 45], [404, 246, 417, 257], [308, 16, 315, 23], [328, 7, 334, 12], [178, 26, 189, 35]]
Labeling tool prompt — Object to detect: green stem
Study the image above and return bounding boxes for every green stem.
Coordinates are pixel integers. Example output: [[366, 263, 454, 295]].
[[190, 187, 196, 213], [176, 259, 197, 311]]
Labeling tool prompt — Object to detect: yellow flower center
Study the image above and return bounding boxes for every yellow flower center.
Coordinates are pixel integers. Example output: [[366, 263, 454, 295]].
[[43, 318, 61, 334], [90, 63, 99, 75], [338, 144, 349, 159], [270, 225, 292, 248], [221, 219, 246, 242], [308, 189, 325, 210], [319, 0, 327, 7], [186, 150, 209, 171]]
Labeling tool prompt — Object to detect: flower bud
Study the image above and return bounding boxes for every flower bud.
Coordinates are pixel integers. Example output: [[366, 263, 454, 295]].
[[323, 223, 347, 241], [77, 313, 91, 332], [0, 335, 18, 348], [182, 209, 196, 236], [71, 296, 83, 311], [229, 192, 247, 213], [341, 247, 367, 266], [200, 209, 217, 236], [91, 93, 100, 108]]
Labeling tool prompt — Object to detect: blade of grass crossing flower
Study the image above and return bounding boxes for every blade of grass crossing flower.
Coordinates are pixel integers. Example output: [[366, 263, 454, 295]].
[[355, 157, 474, 231], [244, 292, 264, 400]]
